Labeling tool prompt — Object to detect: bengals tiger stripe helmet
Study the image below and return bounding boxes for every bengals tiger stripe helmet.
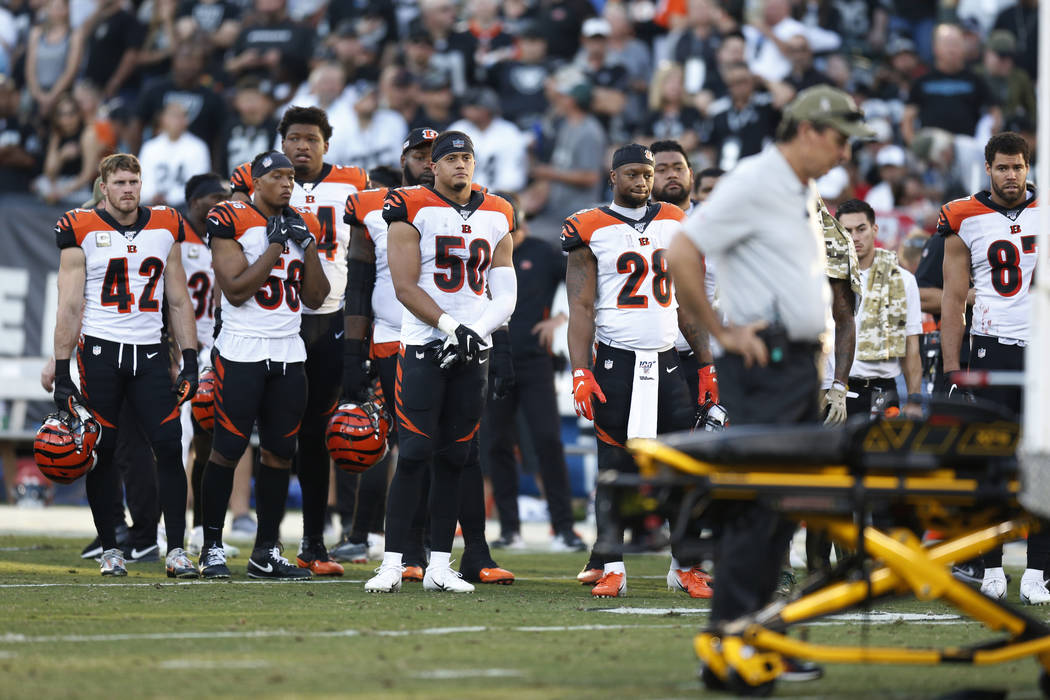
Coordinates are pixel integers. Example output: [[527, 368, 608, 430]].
[[326, 399, 390, 473], [191, 367, 217, 432], [34, 402, 101, 484]]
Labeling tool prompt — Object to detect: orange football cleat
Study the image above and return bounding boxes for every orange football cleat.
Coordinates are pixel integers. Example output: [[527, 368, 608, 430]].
[[401, 565, 424, 582], [591, 571, 626, 598], [296, 556, 345, 576], [667, 567, 713, 598], [474, 566, 515, 584], [577, 567, 603, 585]]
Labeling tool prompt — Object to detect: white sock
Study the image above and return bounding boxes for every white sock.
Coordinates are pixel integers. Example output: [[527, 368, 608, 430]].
[[381, 552, 402, 569], [670, 556, 681, 571], [983, 566, 1006, 581], [1022, 568, 1045, 584], [429, 551, 451, 569], [604, 561, 626, 575]]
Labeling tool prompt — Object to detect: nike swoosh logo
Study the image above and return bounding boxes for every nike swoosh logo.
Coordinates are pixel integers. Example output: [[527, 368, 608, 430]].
[[146, 352, 158, 359], [666, 366, 678, 373], [335, 330, 345, 339], [250, 559, 273, 573], [479, 357, 488, 364], [131, 546, 157, 558], [383, 204, 391, 209]]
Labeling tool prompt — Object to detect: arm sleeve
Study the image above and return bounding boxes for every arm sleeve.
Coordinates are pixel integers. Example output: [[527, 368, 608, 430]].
[[473, 265, 517, 338]]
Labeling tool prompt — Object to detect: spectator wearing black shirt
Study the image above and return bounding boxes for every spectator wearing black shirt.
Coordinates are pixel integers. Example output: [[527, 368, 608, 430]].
[[902, 24, 999, 145], [81, 0, 145, 102], [409, 71, 456, 132], [487, 22, 555, 132], [175, 0, 242, 51], [225, 0, 314, 97], [697, 31, 746, 115], [410, 0, 477, 95], [575, 18, 630, 139], [327, 0, 398, 52], [481, 192, 583, 553], [671, 0, 722, 95], [326, 21, 382, 85], [534, 0, 594, 61], [133, 43, 227, 162], [993, 0, 1037, 81], [465, 0, 517, 81], [704, 62, 779, 171], [782, 34, 830, 94], [639, 62, 702, 152], [887, 0, 938, 63], [0, 74, 42, 193], [216, 77, 277, 177]]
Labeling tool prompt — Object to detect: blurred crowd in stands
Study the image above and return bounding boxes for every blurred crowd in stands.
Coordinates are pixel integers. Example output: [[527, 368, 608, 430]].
[[0, 0, 1039, 251]]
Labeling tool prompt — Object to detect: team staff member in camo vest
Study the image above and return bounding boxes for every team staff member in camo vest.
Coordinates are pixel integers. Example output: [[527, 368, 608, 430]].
[[669, 86, 875, 684], [825, 199, 923, 417]]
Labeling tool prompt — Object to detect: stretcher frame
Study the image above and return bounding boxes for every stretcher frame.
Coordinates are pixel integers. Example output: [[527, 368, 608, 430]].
[[625, 414, 1050, 697]]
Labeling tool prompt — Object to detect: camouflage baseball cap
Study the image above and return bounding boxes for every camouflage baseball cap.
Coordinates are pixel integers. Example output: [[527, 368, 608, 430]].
[[783, 85, 875, 140]]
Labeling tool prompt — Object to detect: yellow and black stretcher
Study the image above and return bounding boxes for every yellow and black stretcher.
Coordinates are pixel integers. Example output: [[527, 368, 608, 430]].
[[624, 400, 1050, 697]]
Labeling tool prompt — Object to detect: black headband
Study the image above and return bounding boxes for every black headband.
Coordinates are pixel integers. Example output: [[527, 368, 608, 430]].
[[188, 177, 229, 203], [612, 144, 654, 170], [430, 131, 474, 163], [251, 152, 294, 178]]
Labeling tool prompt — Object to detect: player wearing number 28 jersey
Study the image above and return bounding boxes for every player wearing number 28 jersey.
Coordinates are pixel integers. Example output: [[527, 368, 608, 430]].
[[231, 107, 367, 574], [563, 144, 709, 598], [199, 150, 330, 580], [52, 153, 201, 577]]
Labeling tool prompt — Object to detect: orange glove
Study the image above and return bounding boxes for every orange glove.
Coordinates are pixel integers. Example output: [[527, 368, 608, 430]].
[[572, 368, 606, 421], [698, 364, 718, 404]]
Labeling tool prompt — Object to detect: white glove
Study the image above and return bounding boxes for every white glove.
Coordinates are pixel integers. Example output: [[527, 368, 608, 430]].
[[823, 383, 848, 425]]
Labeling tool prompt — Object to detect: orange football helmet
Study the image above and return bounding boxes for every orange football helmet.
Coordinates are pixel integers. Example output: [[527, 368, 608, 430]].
[[326, 399, 390, 473], [34, 402, 101, 484]]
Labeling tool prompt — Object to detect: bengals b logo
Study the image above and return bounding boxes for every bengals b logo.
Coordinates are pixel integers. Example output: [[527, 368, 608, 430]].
[[1010, 224, 1022, 234]]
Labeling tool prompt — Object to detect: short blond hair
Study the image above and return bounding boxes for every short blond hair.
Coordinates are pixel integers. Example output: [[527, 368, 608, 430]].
[[99, 153, 141, 183]]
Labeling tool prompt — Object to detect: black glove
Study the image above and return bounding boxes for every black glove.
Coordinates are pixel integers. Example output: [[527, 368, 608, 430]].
[[53, 358, 81, 413], [940, 369, 974, 401], [489, 329, 515, 400], [342, 338, 371, 403], [438, 324, 485, 370], [281, 207, 313, 248], [266, 213, 288, 247], [174, 349, 199, 405]]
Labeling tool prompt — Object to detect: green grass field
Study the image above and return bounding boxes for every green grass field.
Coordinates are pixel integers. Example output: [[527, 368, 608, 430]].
[[0, 534, 1046, 699]]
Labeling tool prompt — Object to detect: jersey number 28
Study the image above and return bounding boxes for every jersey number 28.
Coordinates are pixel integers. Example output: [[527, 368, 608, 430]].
[[616, 249, 671, 308]]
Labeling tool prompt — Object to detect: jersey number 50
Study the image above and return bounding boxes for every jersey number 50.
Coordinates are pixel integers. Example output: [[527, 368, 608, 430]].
[[433, 235, 491, 295]]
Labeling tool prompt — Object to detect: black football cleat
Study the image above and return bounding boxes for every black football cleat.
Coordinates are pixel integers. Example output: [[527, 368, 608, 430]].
[[247, 545, 312, 580]]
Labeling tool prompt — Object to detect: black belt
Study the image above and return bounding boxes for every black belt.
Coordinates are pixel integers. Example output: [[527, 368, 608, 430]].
[[848, 376, 897, 391]]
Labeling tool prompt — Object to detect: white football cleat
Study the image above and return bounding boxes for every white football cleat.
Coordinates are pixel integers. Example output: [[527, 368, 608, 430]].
[[1020, 576, 1050, 605], [423, 563, 475, 593], [365, 564, 404, 593], [980, 573, 1008, 600]]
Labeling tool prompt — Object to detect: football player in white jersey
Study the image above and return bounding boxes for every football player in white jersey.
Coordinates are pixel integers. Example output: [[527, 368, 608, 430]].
[[563, 144, 711, 598], [200, 151, 330, 580], [941, 131, 1048, 605], [231, 107, 368, 575], [52, 153, 201, 578], [364, 131, 516, 594], [343, 129, 516, 586]]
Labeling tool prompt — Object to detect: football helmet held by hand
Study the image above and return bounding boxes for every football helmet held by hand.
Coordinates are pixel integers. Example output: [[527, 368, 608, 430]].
[[327, 399, 390, 473], [693, 398, 728, 432], [191, 367, 217, 432], [34, 401, 101, 483]]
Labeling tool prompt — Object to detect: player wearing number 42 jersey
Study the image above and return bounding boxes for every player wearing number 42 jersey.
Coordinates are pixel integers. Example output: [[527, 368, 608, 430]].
[[200, 151, 330, 580], [940, 131, 1049, 606], [564, 144, 711, 599], [231, 107, 368, 574], [52, 153, 201, 578]]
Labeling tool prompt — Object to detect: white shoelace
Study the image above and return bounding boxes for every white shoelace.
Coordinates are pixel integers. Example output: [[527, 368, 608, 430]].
[[269, 546, 291, 566], [203, 546, 227, 567]]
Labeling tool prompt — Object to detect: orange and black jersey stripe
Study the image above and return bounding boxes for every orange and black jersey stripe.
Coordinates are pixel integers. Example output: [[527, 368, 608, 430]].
[[381, 184, 512, 230], [230, 161, 368, 197], [560, 202, 683, 252], [344, 187, 388, 230], [55, 206, 186, 249], [206, 201, 322, 241]]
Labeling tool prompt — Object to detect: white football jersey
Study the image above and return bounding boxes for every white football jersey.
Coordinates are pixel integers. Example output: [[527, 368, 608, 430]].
[[232, 162, 368, 315], [382, 185, 514, 347], [562, 203, 686, 351], [937, 190, 1039, 342], [206, 200, 320, 347], [182, 222, 214, 351], [55, 206, 184, 345], [344, 187, 403, 344]]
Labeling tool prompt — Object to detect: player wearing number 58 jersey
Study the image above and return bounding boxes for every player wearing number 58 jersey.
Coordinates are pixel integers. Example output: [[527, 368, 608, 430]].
[[563, 144, 709, 599], [52, 153, 201, 578], [940, 132, 1049, 605], [199, 150, 330, 580], [231, 107, 367, 574]]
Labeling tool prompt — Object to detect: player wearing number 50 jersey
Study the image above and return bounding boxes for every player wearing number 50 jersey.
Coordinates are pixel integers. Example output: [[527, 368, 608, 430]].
[[940, 132, 1050, 605], [365, 131, 516, 595], [52, 153, 201, 578], [199, 151, 330, 580], [563, 144, 710, 599], [231, 107, 367, 575]]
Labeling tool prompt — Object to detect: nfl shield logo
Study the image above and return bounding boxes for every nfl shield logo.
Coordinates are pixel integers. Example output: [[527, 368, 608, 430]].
[[452, 138, 465, 148], [604, 359, 613, 370], [634, 223, 645, 232], [92, 345, 101, 356]]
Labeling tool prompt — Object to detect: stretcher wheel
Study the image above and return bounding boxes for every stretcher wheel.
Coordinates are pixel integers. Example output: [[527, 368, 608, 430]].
[[698, 663, 727, 692], [1040, 670, 1050, 699], [726, 669, 775, 697]]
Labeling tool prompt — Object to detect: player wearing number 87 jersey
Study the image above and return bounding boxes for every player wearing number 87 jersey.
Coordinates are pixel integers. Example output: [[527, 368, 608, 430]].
[[940, 132, 1049, 605], [231, 107, 367, 573], [563, 144, 708, 598], [201, 150, 330, 580], [52, 153, 201, 576]]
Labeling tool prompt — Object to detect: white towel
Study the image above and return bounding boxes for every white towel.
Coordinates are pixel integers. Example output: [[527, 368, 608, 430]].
[[626, 350, 660, 439]]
